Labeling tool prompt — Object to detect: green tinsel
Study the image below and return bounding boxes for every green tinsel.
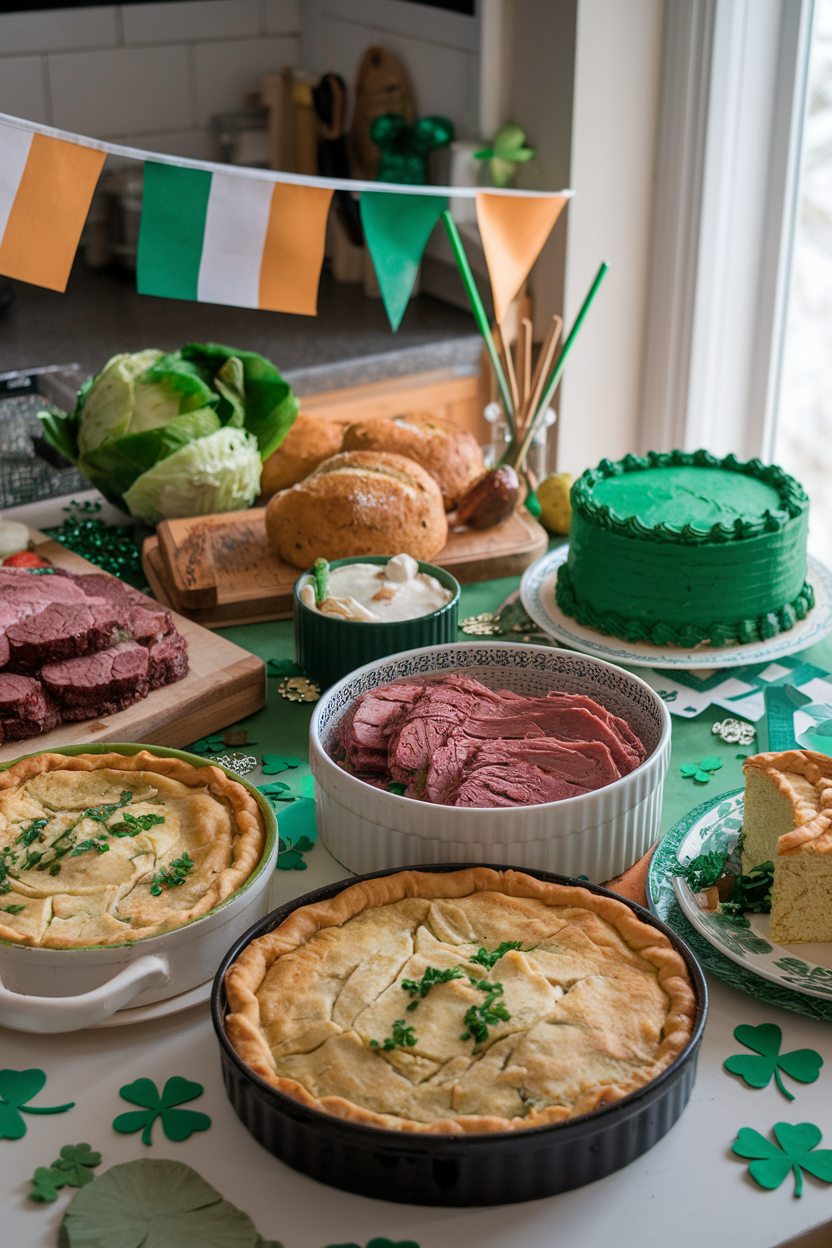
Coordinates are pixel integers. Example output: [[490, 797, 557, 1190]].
[[44, 501, 150, 593]]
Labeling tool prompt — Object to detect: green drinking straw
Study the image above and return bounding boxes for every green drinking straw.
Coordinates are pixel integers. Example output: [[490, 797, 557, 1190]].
[[509, 261, 609, 471], [441, 209, 516, 438]]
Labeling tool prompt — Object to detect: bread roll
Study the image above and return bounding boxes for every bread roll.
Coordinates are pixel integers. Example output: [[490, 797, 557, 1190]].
[[260, 413, 344, 497], [342, 414, 485, 511], [265, 451, 448, 569]]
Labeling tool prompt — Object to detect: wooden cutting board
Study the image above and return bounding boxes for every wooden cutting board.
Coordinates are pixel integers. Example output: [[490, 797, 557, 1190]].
[[0, 535, 266, 764], [141, 507, 549, 627]]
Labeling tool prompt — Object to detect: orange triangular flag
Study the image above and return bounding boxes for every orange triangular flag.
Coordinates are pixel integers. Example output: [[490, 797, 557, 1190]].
[[476, 192, 568, 323]]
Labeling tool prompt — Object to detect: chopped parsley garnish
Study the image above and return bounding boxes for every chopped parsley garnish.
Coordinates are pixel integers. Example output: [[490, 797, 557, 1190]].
[[149, 852, 195, 896], [401, 965, 465, 1010], [720, 861, 774, 925], [388, 782, 407, 795], [15, 817, 48, 847], [671, 849, 728, 893], [370, 1019, 417, 1051], [460, 982, 511, 1048], [108, 810, 166, 837], [469, 941, 524, 970], [0, 904, 25, 915]]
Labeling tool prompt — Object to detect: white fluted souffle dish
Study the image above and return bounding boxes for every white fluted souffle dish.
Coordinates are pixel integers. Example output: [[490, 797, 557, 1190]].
[[0, 743, 277, 1033], [309, 642, 671, 881]]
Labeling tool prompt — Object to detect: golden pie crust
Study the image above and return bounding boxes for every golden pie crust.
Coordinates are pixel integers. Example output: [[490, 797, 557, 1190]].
[[0, 751, 265, 948], [224, 868, 696, 1134]]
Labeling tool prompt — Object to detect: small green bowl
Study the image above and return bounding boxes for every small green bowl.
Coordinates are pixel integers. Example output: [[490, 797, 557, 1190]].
[[294, 557, 460, 690]]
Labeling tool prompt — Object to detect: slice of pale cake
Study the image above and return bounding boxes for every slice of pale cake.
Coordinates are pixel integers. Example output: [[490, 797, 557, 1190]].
[[742, 750, 832, 943]]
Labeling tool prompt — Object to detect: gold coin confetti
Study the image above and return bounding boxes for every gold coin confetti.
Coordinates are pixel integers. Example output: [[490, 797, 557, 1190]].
[[279, 676, 321, 703]]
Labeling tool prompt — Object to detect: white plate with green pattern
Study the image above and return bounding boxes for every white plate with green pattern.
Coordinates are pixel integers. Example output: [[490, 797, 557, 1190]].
[[653, 789, 832, 1004], [648, 793, 832, 1018]]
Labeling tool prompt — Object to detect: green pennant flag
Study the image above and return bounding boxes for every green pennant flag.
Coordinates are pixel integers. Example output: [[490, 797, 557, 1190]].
[[360, 191, 448, 331]]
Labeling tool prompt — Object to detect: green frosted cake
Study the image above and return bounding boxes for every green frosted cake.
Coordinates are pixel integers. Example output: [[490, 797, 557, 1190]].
[[555, 450, 813, 647]]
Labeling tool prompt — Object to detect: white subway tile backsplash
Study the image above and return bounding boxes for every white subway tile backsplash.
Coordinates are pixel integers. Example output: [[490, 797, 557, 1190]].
[[49, 44, 193, 138], [265, 0, 301, 36], [0, 7, 117, 57], [193, 34, 297, 127], [0, 56, 49, 125], [121, 1, 260, 46]]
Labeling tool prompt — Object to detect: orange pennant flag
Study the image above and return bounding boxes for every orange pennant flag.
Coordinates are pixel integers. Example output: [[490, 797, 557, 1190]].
[[476, 192, 568, 323], [0, 128, 105, 291]]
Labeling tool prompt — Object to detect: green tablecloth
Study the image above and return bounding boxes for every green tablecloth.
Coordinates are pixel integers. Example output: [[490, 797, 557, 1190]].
[[216, 572, 832, 843]]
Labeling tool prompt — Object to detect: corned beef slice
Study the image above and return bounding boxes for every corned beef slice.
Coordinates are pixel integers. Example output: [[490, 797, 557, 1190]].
[[337, 674, 646, 809], [5, 598, 119, 667], [40, 642, 150, 707], [0, 567, 188, 740]]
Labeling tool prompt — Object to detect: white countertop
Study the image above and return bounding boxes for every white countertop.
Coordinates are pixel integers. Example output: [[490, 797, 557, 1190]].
[[3, 841, 832, 1248]]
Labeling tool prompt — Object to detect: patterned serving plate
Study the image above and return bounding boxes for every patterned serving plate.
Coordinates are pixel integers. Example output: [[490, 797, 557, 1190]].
[[649, 789, 832, 1021], [520, 547, 832, 669]]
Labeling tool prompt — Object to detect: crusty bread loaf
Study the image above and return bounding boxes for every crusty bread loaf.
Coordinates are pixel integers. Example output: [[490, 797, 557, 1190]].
[[260, 414, 345, 497], [342, 413, 485, 511], [265, 450, 448, 569]]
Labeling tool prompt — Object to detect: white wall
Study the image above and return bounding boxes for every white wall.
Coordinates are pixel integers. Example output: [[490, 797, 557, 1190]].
[[0, 1, 300, 160], [557, 0, 664, 477]]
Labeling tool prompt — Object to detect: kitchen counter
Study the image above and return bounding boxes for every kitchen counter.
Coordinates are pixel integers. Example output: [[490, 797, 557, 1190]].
[[0, 262, 480, 391]]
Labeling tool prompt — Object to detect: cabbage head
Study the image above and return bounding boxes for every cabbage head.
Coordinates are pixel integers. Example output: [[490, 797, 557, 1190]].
[[123, 428, 262, 524]]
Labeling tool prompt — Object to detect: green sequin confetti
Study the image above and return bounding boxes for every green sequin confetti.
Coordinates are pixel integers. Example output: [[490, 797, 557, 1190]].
[[680, 757, 724, 783], [733, 1123, 832, 1196], [0, 1069, 75, 1140], [725, 1025, 822, 1100], [43, 501, 149, 593], [112, 1078, 210, 1145]]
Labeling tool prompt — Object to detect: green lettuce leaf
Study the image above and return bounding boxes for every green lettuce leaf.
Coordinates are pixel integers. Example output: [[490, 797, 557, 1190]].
[[181, 343, 298, 459], [122, 426, 262, 523]]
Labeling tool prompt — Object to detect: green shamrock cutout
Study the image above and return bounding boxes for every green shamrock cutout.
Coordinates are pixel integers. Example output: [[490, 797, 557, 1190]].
[[257, 781, 292, 801], [30, 1143, 102, 1202], [680, 756, 724, 783], [0, 1069, 75, 1140], [733, 1123, 832, 1195], [276, 834, 316, 871], [30, 1167, 66, 1203], [325, 1241, 420, 1248], [190, 734, 226, 756], [261, 755, 301, 775], [267, 659, 301, 678], [113, 1077, 211, 1145], [725, 1024, 822, 1100]]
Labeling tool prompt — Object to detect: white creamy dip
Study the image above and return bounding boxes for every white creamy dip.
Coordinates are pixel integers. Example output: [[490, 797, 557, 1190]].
[[299, 554, 452, 622]]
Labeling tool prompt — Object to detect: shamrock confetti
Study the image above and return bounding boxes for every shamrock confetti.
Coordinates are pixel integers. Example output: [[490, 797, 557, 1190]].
[[30, 1143, 102, 1202], [189, 734, 226, 756], [278, 676, 320, 703], [733, 1122, 832, 1196], [0, 1069, 75, 1140], [725, 1025, 822, 1100], [680, 756, 724, 784], [326, 1242, 420, 1248], [267, 658, 301, 678], [257, 781, 293, 802], [261, 755, 301, 775], [112, 1078, 210, 1146], [276, 836, 316, 871]]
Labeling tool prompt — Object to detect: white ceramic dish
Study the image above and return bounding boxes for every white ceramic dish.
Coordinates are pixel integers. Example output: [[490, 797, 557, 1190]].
[[520, 547, 832, 669], [0, 744, 278, 1034], [309, 642, 671, 881]]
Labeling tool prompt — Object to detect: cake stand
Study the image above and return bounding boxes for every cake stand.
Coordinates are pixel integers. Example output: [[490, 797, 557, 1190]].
[[520, 547, 832, 670]]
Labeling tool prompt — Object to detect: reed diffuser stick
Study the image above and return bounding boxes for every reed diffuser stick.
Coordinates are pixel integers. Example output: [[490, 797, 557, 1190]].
[[525, 314, 562, 436]]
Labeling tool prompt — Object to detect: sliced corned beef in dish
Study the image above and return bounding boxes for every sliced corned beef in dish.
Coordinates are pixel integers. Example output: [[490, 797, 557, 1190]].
[[333, 674, 646, 808]]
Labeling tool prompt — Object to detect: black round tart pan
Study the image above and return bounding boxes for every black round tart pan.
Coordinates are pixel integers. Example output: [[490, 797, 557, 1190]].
[[211, 863, 708, 1207]]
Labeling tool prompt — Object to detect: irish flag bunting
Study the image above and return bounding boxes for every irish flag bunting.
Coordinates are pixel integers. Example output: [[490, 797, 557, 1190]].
[[0, 121, 105, 291], [360, 190, 448, 331], [137, 162, 333, 314]]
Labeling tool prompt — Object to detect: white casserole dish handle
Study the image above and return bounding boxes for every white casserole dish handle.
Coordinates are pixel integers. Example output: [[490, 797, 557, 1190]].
[[0, 954, 170, 1032]]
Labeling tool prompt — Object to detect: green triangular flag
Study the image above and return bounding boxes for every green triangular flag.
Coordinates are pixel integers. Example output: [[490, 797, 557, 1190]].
[[360, 191, 448, 331]]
